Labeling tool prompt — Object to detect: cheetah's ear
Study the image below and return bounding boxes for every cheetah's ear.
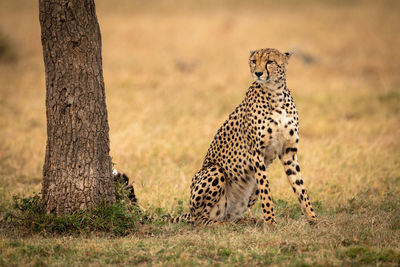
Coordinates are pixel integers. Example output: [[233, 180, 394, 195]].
[[249, 50, 256, 58], [284, 51, 294, 59]]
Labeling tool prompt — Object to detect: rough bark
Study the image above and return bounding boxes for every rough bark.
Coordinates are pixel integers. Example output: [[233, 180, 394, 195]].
[[39, 0, 115, 215]]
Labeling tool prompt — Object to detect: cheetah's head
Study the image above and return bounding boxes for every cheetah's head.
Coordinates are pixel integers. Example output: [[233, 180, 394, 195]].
[[249, 48, 292, 88]]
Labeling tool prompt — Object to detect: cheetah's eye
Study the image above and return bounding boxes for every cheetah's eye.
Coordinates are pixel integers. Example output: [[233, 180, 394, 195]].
[[265, 60, 274, 68], [251, 60, 257, 64]]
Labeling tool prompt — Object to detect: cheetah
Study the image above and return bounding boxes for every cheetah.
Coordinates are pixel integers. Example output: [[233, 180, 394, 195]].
[[172, 48, 317, 225]]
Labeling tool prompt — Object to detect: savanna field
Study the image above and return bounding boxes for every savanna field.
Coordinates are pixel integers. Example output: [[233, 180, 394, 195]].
[[0, 0, 400, 265]]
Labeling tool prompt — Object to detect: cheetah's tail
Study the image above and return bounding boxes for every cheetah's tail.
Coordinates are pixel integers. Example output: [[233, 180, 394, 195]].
[[162, 213, 192, 223]]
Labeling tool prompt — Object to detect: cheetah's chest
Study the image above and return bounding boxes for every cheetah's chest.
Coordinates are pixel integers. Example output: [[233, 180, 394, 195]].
[[264, 109, 291, 163]]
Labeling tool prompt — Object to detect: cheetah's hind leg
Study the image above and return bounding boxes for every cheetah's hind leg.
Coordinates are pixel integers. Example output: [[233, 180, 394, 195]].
[[189, 165, 228, 226]]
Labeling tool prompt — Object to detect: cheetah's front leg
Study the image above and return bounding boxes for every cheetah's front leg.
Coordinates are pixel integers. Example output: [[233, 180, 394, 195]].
[[253, 154, 277, 224], [280, 146, 317, 224]]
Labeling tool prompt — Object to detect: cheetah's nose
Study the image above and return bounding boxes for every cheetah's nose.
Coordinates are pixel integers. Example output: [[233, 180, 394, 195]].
[[255, 72, 263, 77]]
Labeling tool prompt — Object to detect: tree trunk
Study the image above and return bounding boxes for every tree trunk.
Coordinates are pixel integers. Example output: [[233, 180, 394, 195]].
[[39, 0, 115, 215]]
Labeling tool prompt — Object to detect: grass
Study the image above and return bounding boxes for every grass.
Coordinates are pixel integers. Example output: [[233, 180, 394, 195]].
[[0, 0, 400, 265], [2, 190, 146, 237]]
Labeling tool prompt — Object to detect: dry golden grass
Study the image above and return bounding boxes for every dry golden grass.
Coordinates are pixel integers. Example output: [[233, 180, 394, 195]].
[[0, 0, 400, 265]]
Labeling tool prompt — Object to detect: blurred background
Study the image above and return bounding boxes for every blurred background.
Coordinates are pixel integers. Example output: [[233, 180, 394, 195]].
[[0, 0, 399, 212]]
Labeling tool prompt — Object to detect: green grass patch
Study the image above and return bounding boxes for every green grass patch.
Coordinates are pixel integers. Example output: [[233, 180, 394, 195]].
[[335, 189, 400, 215], [337, 246, 399, 264], [1, 179, 153, 236], [2, 193, 148, 236]]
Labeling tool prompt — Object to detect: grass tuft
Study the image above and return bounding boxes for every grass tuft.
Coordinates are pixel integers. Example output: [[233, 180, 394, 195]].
[[337, 246, 399, 264], [2, 182, 151, 236]]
